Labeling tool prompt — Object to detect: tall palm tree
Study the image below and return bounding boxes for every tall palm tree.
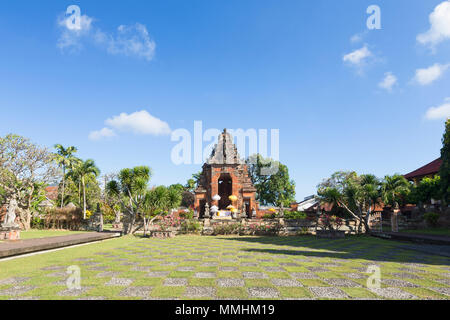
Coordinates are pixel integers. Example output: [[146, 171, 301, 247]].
[[76, 159, 100, 219], [54, 145, 79, 208], [382, 175, 410, 210]]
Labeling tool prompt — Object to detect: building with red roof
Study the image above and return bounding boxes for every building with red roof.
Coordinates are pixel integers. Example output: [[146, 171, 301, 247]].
[[404, 158, 442, 184]]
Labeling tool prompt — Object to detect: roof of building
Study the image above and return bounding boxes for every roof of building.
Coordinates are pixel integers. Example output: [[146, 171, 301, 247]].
[[404, 158, 442, 180], [207, 129, 244, 165]]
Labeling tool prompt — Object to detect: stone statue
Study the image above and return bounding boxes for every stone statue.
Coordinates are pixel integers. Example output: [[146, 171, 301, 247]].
[[251, 208, 256, 219], [204, 203, 210, 219], [3, 198, 18, 227], [243, 203, 247, 218]]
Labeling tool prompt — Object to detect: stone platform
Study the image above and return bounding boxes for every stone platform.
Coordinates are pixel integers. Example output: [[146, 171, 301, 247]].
[[0, 232, 120, 259], [0, 227, 21, 241]]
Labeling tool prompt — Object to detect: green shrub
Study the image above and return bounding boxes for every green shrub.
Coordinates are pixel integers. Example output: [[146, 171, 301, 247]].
[[424, 212, 440, 227], [212, 223, 242, 235], [180, 219, 202, 234], [284, 211, 307, 220], [31, 217, 45, 229], [262, 213, 276, 219], [179, 209, 194, 220]]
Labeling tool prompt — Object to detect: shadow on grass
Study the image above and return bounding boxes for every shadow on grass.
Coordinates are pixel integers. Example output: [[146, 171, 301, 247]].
[[218, 235, 450, 266]]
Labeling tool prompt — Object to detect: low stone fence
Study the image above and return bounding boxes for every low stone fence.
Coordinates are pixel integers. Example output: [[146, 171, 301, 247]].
[[196, 218, 365, 236]]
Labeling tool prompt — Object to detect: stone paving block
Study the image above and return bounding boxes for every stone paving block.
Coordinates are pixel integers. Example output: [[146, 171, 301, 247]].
[[436, 278, 450, 286], [369, 288, 417, 299], [96, 271, 122, 278], [217, 278, 245, 287], [219, 266, 239, 272], [290, 273, 319, 279], [342, 273, 367, 279], [201, 262, 218, 267], [119, 286, 153, 297], [88, 266, 109, 271], [46, 271, 67, 278], [41, 266, 65, 271], [105, 278, 133, 286], [77, 296, 106, 300], [0, 285, 35, 296], [131, 266, 152, 272], [271, 278, 303, 287], [248, 287, 279, 298], [185, 286, 215, 297], [388, 273, 421, 279], [161, 262, 179, 267], [325, 278, 362, 287], [264, 266, 285, 272], [0, 277, 30, 285], [381, 279, 419, 288], [309, 287, 348, 299], [164, 278, 188, 286], [428, 287, 450, 296], [241, 262, 259, 267], [307, 267, 329, 273], [177, 266, 195, 272], [242, 272, 268, 279], [195, 272, 216, 278], [57, 287, 91, 297]]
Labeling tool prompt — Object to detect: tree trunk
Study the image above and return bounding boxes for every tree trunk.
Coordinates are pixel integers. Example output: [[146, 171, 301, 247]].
[[61, 167, 66, 209], [82, 176, 87, 220]]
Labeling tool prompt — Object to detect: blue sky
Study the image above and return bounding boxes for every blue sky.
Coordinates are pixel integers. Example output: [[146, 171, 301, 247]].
[[1, 0, 450, 200]]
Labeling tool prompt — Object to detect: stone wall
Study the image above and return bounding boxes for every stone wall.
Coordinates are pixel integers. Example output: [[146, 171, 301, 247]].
[[196, 218, 365, 236]]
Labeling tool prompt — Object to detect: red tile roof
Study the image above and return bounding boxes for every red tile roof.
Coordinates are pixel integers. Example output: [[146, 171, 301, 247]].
[[404, 158, 442, 180]]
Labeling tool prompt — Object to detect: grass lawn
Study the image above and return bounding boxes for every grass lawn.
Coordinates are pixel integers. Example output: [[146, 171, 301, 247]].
[[0, 235, 449, 300], [20, 230, 87, 240], [400, 228, 450, 237]]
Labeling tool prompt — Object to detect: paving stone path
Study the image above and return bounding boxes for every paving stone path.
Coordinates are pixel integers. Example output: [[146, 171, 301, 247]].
[[0, 236, 449, 300]]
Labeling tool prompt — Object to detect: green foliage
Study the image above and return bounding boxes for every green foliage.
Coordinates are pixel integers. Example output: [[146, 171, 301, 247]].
[[317, 172, 383, 232], [381, 174, 411, 208], [408, 176, 442, 204], [179, 209, 194, 219], [247, 154, 296, 207], [423, 212, 440, 227], [212, 223, 242, 235], [440, 119, 450, 204], [180, 219, 202, 234], [284, 211, 308, 220]]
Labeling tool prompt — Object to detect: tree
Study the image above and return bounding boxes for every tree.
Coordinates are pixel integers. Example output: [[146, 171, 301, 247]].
[[0, 134, 59, 230], [106, 166, 152, 235], [440, 119, 450, 205], [246, 154, 296, 207], [381, 174, 411, 209], [54, 144, 80, 208], [408, 176, 441, 206], [73, 159, 100, 219], [317, 172, 382, 234]]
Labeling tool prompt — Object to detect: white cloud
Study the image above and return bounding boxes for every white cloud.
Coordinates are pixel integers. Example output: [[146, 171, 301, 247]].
[[343, 46, 372, 66], [57, 12, 156, 61], [105, 110, 171, 136], [425, 98, 450, 120], [57, 14, 93, 51], [378, 72, 398, 91], [350, 31, 367, 44], [417, 1, 450, 50], [88, 127, 116, 141], [106, 24, 156, 61], [413, 63, 450, 85]]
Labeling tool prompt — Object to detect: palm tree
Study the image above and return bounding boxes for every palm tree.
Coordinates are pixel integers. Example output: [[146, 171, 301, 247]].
[[382, 175, 410, 210], [76, 159, 100, 219], [54, 145, 80, 208]]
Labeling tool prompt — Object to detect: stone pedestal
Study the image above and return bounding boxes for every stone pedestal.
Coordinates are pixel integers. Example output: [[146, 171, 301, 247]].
[[0, 226, 21, 240]]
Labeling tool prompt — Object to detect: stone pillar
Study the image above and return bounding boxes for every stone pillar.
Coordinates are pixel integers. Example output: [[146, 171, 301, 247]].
[[391, 209, 400, 233]]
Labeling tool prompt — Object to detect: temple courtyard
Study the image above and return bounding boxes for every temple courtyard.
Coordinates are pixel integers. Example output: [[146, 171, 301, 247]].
[[0, 235, 449, 300]]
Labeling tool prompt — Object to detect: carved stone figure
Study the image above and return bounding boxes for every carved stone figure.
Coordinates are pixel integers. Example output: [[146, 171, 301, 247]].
[[3, 198, 18, 227], [204, 203, 210, 219]]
